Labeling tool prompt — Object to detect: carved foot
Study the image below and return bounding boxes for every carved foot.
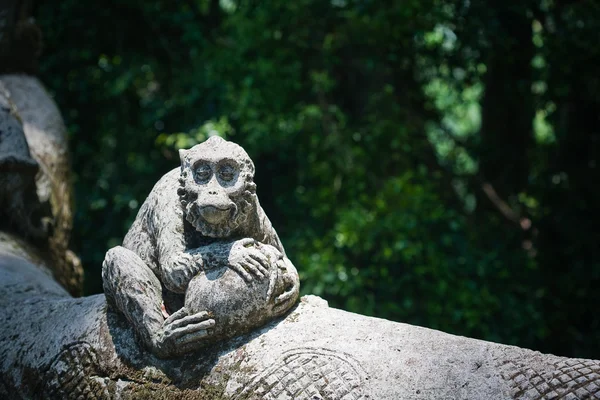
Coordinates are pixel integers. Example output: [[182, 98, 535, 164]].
[[151, 307, 215, 358]]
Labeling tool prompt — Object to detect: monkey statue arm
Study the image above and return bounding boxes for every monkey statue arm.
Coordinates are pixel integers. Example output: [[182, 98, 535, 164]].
[[103, 245, 216, 359], [109, 172, 216, 358], [177, 237, 271, 283], [148, 175, 205, 294], [233, 204, 299, 310], [255, 205, 287, 256], [158, 246, 203, 294], [248, 204, 300, 304], [120, 173, 201, 295]]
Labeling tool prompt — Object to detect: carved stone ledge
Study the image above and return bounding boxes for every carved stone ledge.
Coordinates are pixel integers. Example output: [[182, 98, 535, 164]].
[[2, 255, 600, 400]]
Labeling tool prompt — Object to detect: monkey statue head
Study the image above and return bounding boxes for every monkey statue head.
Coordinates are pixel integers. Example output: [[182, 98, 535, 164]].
[[177, 136, 257, 238]]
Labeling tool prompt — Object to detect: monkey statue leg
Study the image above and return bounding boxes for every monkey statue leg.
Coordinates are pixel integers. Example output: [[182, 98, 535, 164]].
[[102, 246, 215, 358], [102, 246, 164, 351]]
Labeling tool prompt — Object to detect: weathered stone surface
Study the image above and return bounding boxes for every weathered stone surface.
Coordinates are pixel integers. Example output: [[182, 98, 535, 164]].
[[0, 74, 82, 295], [3, 254, 600, 399], [0, 80, 45, 240], [102, 137, 300, 358], [3, 84, 600, 399], [185, 246, 299, 343]]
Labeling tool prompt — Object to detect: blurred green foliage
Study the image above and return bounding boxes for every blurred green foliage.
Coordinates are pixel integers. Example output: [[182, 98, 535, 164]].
[[36, 0, 600, 358]]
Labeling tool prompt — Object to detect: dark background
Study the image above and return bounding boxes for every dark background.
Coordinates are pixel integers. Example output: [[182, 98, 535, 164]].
[[33, 0, 600, 358]]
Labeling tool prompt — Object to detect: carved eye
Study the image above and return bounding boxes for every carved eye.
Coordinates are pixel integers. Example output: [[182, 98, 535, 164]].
[[194, 164, 212, 182], [219, 165, 236, 182]]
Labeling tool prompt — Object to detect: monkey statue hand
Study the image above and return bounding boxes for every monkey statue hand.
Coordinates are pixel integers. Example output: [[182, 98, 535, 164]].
[[151, 307, 215, 358], [163, 252, 204, 293], [227, 240, 299, 315], [272, 257, 300, 315], [228, 238, 279, 282]]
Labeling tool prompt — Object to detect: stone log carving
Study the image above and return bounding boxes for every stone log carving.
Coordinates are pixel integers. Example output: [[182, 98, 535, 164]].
[[4, 265, 600, 400], [3, 75, 600, 400], [102, 136, 300, 358]]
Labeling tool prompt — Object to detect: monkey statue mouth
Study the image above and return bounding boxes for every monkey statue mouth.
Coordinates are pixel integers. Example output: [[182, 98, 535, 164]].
[[198, 204, 235, 225], [185, 201, 243, 238]]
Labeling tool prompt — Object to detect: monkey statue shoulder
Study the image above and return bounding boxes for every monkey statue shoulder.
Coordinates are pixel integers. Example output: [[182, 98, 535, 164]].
[[102, 137, 300, 359]]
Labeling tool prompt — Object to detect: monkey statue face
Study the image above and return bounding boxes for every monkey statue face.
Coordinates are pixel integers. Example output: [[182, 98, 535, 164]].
[[178, 136, 257, 238]]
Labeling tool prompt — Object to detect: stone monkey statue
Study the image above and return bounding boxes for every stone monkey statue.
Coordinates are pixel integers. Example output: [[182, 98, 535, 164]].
[[102, 137, 299, 358], [0, 83, 50, 241]]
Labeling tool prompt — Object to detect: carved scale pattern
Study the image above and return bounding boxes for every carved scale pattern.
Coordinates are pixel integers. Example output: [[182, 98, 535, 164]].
[[235, 347, 368, 400], [503, 358, 600, 399], [42, 342, 110, 400]]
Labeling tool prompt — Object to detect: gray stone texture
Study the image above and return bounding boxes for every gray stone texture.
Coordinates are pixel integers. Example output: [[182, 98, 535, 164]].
[[3, 255, 600, 399], [2, 79, 600, 399]]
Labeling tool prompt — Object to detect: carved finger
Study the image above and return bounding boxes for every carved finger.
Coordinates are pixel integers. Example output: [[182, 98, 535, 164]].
[[273, 292, 298, 315], [176, 328, 212, 347], [247, 253, 270, 276], [275, 288, 297, 305], [238, 238, 255, 247], [177, 264, 196, 277], [275, 258, 288, 271], [166, 319, 216, 340], [266, 267, 278, 301], [164, 307, 188, 325], [230, 262, 253, 282], [176, 331, 215, 354], [273, 300, 292, 315], [174, 254, 193, 268], [244, 256, 267, 279], [167, 311, 211, 329], [249, 247, 269, 263], [170, 267, 192, 286], [263, 245, 283, 261], [239, 260, 262, 279]]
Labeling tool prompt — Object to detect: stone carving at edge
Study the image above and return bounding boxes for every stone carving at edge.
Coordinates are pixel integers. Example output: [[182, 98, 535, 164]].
[[0, 82, 49, 242], [3, 89, 600, 399], [102, 136, 300, 358]]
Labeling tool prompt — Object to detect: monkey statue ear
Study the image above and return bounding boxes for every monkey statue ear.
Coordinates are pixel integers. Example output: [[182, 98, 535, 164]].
[[178, 149, 189, 163]]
